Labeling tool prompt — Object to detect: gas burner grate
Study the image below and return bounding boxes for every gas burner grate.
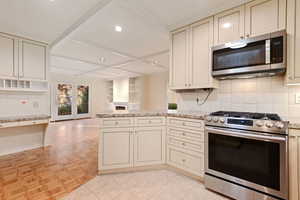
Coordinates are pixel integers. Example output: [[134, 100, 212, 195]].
[[210, 111, 281, 121]]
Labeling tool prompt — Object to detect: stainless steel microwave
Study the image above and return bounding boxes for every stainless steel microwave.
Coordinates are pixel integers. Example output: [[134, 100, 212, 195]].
[[212, 30, 286, 79]]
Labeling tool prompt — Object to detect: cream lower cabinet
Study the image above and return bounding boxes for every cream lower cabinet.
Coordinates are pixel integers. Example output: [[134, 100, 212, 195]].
[[167, 117, 205, 177], [99, 127, 134, 170], [289, 129, 300, 200], [134, 126, 166, 167], [99, 117, 166, 172]]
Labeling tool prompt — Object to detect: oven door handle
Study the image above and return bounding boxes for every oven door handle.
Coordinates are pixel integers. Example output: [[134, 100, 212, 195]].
[[205, 127, 287, 142]]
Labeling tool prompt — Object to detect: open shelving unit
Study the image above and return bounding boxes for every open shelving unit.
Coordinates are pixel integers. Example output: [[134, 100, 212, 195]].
[[0, 79, 48, 93]]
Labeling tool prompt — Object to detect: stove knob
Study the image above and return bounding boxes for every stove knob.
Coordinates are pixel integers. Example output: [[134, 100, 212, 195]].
[[275, 122, 284, 129], [256, 120, 264, 127], [206, 116, 212, 122], [266, 121, 274, 128], [220, 118, 225, 123], [213, 117, 219, 123]]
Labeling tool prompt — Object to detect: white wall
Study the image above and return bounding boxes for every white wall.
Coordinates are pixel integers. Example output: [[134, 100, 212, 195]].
[[50, 73, 107, 118], [141, 72, 168, 111]]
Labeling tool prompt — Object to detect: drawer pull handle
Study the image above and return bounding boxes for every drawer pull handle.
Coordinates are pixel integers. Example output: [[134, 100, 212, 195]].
[[182, 159, 186, 162], [182, 133, 186, 136], [182, 143, 186, 146]]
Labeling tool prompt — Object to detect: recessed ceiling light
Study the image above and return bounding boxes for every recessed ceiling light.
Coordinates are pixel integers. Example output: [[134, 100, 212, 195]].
[[222, 23, 232, 29], [49, 0, 55, 2], [115, 25, 122, 32]]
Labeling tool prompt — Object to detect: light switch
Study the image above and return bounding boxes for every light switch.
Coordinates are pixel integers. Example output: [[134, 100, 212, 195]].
[[296, 93, 300, 104]]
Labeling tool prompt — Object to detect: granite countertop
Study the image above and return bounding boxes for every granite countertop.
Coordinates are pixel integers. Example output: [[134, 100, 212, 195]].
[[288, 123, 300, 130], [0, 115, 51, 123], [96, 111, 207, 120]]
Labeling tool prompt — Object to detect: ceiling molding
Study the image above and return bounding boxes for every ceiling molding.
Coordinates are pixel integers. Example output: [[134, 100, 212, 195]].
[[50, 0, 113, 48], [70, 39, 169, 69], [51, 53, 144, 77]]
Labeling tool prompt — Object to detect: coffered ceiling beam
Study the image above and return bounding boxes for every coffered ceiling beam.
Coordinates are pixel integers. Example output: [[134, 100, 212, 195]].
[[70, 39, 169, 69], [50, 0, 113, 48]]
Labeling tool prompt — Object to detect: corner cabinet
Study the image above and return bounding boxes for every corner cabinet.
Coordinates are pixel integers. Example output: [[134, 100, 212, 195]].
[[286, 0, 300, 84], [289, 129, 300, 200], [169, 17, 218, 90], [0, 32, 48, 81]]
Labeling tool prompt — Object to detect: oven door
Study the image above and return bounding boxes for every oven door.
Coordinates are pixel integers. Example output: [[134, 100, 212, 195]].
[[205, 126, 288, 199]]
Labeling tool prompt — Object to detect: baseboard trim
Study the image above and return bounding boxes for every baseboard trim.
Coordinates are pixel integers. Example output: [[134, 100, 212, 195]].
[[166, 165, 204, 182], [98, 164, 204, 182], [98, 164, 167, 175]]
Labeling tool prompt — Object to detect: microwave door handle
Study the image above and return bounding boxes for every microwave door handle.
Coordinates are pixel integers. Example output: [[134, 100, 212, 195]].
[[205, 127, 286, 142], [266, 39, 271, 64]]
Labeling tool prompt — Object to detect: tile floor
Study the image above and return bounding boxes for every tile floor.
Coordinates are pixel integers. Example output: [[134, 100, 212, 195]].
[[61, 170, 229, 200]]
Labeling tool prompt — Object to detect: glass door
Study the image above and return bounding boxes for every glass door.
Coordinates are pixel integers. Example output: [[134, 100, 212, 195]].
[[53, 83, 91, 121], [76, 85, 90, 118]]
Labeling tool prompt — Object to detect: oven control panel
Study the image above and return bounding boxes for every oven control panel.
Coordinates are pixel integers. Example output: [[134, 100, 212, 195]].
[[205, 116, 288, 134]]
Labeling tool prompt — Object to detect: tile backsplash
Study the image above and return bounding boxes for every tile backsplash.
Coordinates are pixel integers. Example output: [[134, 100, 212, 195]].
[[175, 76, 300, 123]]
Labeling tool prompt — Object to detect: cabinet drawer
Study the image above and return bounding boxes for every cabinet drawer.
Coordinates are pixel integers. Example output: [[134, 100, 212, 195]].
[[101, 118, 134, 128], [168, 147, 204, 175], [135, 117, 165, 127], [168, 127, 204, 142], [167, 136, 204, 153], [168, 117, 204, 131]]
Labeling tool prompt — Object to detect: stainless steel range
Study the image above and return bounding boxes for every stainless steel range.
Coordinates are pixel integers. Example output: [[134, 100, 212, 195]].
[[204, 111, 289, 200]]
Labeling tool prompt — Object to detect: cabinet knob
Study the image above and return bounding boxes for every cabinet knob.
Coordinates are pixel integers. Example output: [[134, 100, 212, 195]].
[[182, 132, 186, 136], [115, 121, 119, 125], [246, 34, 250, 38], [240, 36, 244, 39], [182, 143, 186, 146], [182, 159, 186, 162]]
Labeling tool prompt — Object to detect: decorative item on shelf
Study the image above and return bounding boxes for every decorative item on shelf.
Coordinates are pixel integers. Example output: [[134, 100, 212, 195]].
[[168, 103, 178, 113]]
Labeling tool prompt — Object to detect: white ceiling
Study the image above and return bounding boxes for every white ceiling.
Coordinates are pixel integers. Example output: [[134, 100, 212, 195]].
[[0, 0, 250, 80]]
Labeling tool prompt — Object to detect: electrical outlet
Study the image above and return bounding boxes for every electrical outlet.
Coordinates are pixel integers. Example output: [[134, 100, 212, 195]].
[[296, 93, 300, 104]]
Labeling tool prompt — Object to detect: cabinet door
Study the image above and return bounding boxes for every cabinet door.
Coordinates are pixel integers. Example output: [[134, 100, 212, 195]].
[[134, 127, 165, 166], [189, 17, 215, 88], [99, 128, 133, 170], [245, 0, 286, 37], [289, 131, 300, 200], [0, 34, 17, 78], [287, 0, 300, 84], [170, 27, 189, 89], [20, 40, 47, 80], [214, 6, 245, 45]]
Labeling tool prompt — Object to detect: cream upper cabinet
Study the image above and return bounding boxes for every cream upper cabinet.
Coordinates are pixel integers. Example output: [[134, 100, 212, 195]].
[[134, 127, 165, 167], [289, 129, 300, 200], [100, 128, 134, 170], [190, 17, 216, 89], [19, 40, 47, 81], [245, 0, 286, 37], [169, 18, 217, 90], [0, 34, 17, 79], [214, 6, 245, 45], [286, 0, 300, 84], [169, 27, 189, 89]]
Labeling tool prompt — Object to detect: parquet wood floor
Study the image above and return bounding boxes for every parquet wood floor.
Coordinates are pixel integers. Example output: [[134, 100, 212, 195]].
[[0, 119, 99, 200]]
